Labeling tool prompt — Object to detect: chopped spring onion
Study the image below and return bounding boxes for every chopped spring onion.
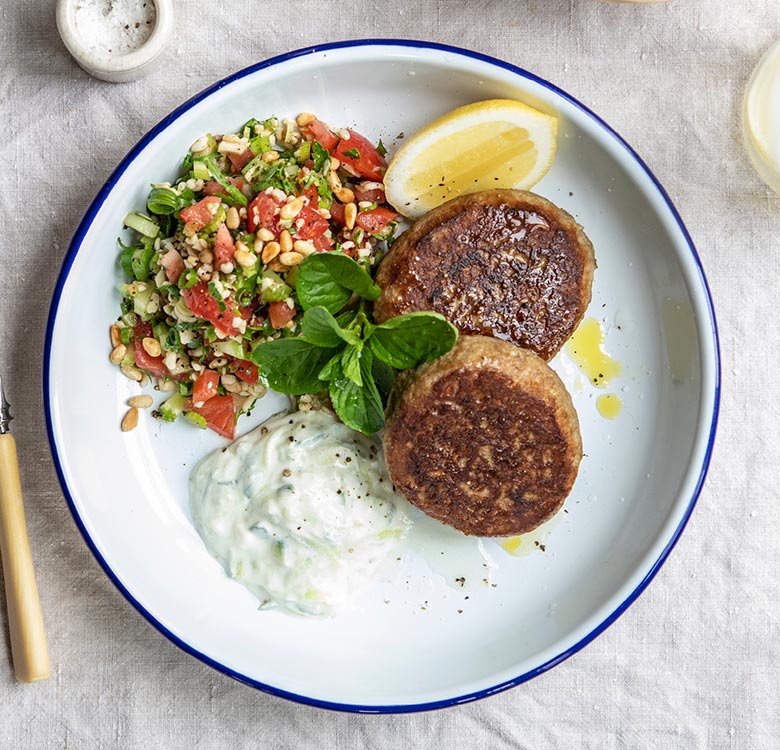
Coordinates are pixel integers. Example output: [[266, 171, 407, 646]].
[[123, 212, 160, 238], [147, 187, 181, 215]]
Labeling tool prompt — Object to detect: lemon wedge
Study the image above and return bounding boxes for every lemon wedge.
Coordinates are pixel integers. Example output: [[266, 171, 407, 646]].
[[384, 99, 558, 219]]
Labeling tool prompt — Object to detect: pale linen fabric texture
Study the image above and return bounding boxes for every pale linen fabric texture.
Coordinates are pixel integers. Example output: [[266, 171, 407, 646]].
[[0, 0, 777, 747]]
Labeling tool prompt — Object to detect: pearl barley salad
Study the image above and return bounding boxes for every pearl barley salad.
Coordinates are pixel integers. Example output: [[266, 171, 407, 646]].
[[110, 114, 401, 440]]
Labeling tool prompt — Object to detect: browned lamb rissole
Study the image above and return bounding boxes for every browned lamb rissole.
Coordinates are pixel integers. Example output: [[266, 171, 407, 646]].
[[374, 189, 595, 361], [383, 335, 582, 537]]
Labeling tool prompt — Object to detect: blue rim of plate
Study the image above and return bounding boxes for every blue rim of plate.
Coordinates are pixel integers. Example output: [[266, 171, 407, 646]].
[[43, 38, 721, 714]]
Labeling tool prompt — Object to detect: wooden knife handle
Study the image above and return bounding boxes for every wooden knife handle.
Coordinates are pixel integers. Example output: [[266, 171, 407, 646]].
[[0, 434, 50, 682]]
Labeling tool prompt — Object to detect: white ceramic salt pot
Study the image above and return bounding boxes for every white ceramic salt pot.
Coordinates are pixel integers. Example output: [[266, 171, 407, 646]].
[[56, 0, 173, 83]]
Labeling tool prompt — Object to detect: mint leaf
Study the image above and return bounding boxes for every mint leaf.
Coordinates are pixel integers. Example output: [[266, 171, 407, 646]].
[[318, 351, 343, 381], [301, 306, 360, 348], [368, 312, 458, 369], [342, 148, 360, 159], [329, 348, 384, 435], [371, 357, 396, 402], [251, 338, 338, 395], [296, 253, 381, 313], [376, 138, 387, 157], [311, 141, 329, 171], [341, 344, 363, 386]]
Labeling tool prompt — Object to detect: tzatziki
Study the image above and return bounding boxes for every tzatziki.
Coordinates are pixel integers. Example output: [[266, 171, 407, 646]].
[[189, 408, 410, 617]]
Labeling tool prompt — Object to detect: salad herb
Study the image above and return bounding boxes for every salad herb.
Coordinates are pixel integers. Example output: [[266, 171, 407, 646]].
[[251, 253, 458, 435]]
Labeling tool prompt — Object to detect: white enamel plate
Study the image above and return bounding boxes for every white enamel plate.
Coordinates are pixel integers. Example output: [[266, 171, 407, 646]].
[[45, 41, 719, 712]]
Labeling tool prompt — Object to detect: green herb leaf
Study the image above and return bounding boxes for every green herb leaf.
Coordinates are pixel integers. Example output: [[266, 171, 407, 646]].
[[311, 141, 329, 171], [318, 351, 343, 382], [251, 338, 338, 395], [335, 307, 359, 329], [376, 138, 387, 157], [207, 281, 226, 313], [342, 148, 360, 159], [328, 348, 384, 435], [296, 253, 381, 313], [341, 344, 363, 386], [371, 357, 397, 403], [368, 312, 458, 369], [200, 155, 248, 206], [301, 306, 360, 348]]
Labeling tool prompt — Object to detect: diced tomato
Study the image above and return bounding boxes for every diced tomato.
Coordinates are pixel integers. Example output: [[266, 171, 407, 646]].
[[296, 182, 319, 206], [268, 300, 296, 329], [313, 235, 334, 253], [334, 130, 387, 181], [160, 248, 185, 284], [179, 196, 221, 231], [247, 192, 281, 235], [187, 394, 236, 440], [299, 117, 339, 151], [354, 182, 386, 204], [214, 222, 235, 266], [132, 322, 169, 378], [182, 282, 240, 336], [329, 201, 346, 226], [295, 205, 329, 240], [227, 149, 253, 171], [203, 177, 245, 196], [355, 207, 399, 234], [192, 370, 219, 405], [233, 360, 259, 385]]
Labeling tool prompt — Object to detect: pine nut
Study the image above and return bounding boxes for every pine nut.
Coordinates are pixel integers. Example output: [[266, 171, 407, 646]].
[[262, 151, 279, 163], [128, 395, 153, 409], [121, 408, 139, 432], [279, 252, 304, 266], [221, 373, 238, 386], [109, 344, 126, 364], [226, 206, 240, 230], [327, 171, 342, 191], [329, 157, 340, 172], [279, 229, 293, 253], [253, 236, 265, 254], [293, 239, 315, 256], [345, 202, 357, 230], [257, 227, 275, 242], [235, 242, 258, 268], [296, 112, 315, 126], [110, 324, 122, 348], [120, 365, 143, 382], [279, 197, 304, 220], [142, 337, 162, 357], [262, 241, 281, 263], [268, 260, 288, 273], [335, 187, 354, 203]]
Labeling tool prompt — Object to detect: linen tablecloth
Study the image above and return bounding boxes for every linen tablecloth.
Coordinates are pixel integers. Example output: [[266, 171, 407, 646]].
[[1, 1, 778, 746]]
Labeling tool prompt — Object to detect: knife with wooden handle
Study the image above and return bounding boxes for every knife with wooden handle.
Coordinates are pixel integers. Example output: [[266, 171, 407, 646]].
[[0, 373, 49, 682]]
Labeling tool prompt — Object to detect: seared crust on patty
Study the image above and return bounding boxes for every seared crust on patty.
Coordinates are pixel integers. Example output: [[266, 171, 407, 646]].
[[374, 189, 595, 361], [383, 335, 582, 537]]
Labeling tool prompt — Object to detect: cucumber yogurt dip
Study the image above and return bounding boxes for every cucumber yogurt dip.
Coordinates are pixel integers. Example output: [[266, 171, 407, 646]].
[[189, 407, 410, 617]]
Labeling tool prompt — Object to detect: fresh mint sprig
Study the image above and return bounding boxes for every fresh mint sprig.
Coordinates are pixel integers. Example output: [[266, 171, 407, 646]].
[[251, 253, 457, 434]]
